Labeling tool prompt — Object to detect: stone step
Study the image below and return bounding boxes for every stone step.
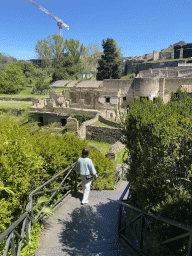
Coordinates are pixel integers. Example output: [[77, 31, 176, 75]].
[[35, 238, 134, 256]]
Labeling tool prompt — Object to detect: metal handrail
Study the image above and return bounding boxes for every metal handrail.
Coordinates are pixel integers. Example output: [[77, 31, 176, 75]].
[[0, 162, 127, 256], [91, 164, 128, 189], [118, 195, 192, 255], [0, 162, 77, 256]]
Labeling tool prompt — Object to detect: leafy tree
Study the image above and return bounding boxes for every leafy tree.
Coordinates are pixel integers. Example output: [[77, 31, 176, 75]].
[[51, 54, 80, 82], [0, 53, 17, 71], [170, 85, 188, 102], [80, 43, 102, 77], [31, 78, 51, 94], [0, 64, 26, 94], [35, 34, 64, 63], [64, 38, 86, 65], [15, 60, 36, 84], [122, 94, 192, 254], [96, 38, 122, 80]]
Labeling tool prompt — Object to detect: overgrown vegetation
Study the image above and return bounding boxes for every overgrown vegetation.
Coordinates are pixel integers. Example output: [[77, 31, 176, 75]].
[[0, 35, 104, 96], [0, 112, 117, 255], [120, 73, 135, 79], [70, 114, 93, 126], [161, 44, 174, 52], [0, 101, 32, 110], [121, 87, 192, 254], [93, 120, 114, 128]]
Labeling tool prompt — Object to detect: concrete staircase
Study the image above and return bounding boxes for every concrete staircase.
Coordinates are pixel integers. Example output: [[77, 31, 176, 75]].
[[35, 180, 135, 256], [36, 236, 134, 255]]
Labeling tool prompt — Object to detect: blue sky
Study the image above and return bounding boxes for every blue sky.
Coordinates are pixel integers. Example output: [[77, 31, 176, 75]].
[[0, 0, 191, 60]]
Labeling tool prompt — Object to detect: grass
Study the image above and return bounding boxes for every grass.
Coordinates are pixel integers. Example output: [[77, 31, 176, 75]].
[[115, 147, 128, 165], [161, 46, 173, 52], [146, 58, 189, 63], [86, 139, 128, 165], [86, 140, 111, 156], [0, 86, 66, 99], [92, 121, 114, 128], [0, 101, 32, 110], [120, 73, 135, 79]]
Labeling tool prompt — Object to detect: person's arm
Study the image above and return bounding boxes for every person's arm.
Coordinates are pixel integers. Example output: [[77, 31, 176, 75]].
[[88, 159, 98, 177], [76, 160, 80, 173]]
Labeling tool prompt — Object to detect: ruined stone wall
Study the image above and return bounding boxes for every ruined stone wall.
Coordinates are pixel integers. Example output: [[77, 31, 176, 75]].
[[100, 79, 133, 108], [30, 112, 68, 127], [153, 51, 159, 61], [126, 78, 160, 104], [164, 78, 192, 103], [107, 141, 125, 160], [98, 115, 118, 128], [66, 117, 79, 131], [143, 53, 153, 60], [100, 110, 116, 119], [86, 125, 122, 144], [52, 107, 99, 116], [159, 51, 172, 60], [68, 89, 104, 109], [77, 113, 100, 139]]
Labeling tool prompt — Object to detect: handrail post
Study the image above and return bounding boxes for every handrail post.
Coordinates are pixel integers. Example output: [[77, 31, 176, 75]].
[[118, 204, 122, 237], [75, 170, 77, 192], [140, 214, 145, 251]]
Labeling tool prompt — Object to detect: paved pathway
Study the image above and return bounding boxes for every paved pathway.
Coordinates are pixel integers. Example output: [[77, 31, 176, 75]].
[[35, 180, 134, 256]]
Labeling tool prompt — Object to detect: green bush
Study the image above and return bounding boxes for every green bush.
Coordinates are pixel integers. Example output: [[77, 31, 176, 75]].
[[0, 64, 26, 94], [0, 117, 117, 255], [123, 94, 192, 253], [31, 77, 51, 94]]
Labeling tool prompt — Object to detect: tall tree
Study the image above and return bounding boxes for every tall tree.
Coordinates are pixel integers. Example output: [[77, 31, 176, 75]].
[[0, 53, 17, 71], [79, 43, 102, 77], [64, 38, 86, 65], [96, 38, 122, 80], [51, 54, 80, 82], [51, 39, 85, 81], [0, 64, 26, 94], [35, 34, 64, 63]]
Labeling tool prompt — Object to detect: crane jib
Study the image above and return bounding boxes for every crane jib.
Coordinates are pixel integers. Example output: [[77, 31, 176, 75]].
[[28, 0, 69, 32]]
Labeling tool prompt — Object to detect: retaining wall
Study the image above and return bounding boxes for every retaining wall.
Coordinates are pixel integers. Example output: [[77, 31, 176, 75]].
[[86, 125, 122, 144], [98, 115, 118, 128], [77, 113, 100, 139]]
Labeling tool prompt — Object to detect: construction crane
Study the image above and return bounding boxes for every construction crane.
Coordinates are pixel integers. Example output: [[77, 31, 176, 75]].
[[28, 0, 69, 37]]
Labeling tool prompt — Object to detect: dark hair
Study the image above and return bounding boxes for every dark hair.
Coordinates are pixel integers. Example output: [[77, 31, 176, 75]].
[[82, 148, 89, 158]]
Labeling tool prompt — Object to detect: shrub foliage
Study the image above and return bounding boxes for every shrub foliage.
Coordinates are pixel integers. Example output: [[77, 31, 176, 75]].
[[123, 94, 192, 253], [0, 116, 117, 254]]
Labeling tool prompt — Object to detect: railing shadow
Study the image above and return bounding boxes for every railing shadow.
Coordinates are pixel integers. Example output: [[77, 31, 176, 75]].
[[57, 200, 120, 255]]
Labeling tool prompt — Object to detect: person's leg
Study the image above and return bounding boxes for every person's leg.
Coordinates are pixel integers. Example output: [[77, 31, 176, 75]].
[[82, 177, 92, 204], [80, 175, 85, 193]]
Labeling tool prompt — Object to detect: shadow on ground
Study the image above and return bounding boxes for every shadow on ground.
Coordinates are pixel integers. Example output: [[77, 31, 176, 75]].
[[58, 192, 120, 255]]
